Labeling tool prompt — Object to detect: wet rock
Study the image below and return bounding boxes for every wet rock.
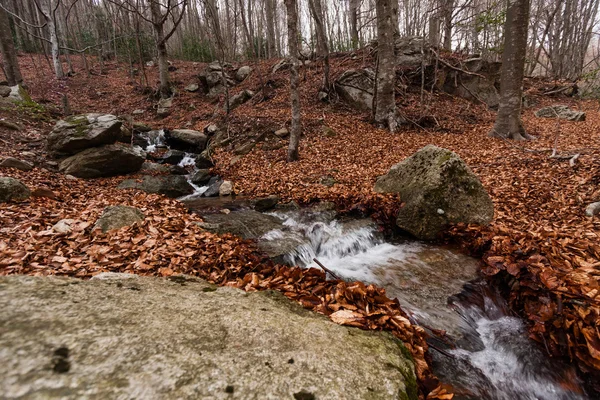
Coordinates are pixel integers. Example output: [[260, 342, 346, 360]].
[[254, 195, 280, 212], [47, 114, 122, 157], [0, 157, 33, 171], [0, 274, 417, 400], [201, 176, 223, 197], [219, 180, 233, 196], [334, 69, 375, 111], [118, 175, 194, 198], [190, 169, 211, 185], [185, 83, 199, 92], [375, 145, 494, 240], [94, 205, 145, 233], [585, 202, 600, 217], [59, 144, 145, 179], [160, 149, 186, 165], [0, 177, 30, 203], [535, 105, 586, 121], [167, 129, 208, 151], [140, 162, 186, 175], [195, 153, 214, 169]]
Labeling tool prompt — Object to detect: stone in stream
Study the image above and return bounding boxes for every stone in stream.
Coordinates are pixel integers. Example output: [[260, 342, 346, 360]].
[[166, 129, 208, 152], [0, 157, 33, 171], [58, 144, 146, 179], [195, 153, 214, 169], [119, 175, 194, 198], [375, 145, 494, 240], [0, 177, 30, 203], [219, 180, 233, 196], [190, 169, 211, 185], [139, 161, 186, 175], [201, 176, 223, 197], [47, 114, 122, 157], [94, 205, 145, 233], [0, 274, 417, 400], [254, 195, 280, 212], [160, 149, 186, 165]]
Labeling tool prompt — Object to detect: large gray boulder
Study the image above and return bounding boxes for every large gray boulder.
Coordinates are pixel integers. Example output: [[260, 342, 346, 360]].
[[0, 177, 30, 203], [235, 65, 252, 81], [334, 69, 375, 111], [375, 145, 494, 239], [441, 58, 501, 109], [0, 157, 33, 171], [534, 105, 586, 121], [227, 89, 254, 110], [58, 144, 145, 178], [94, 205, 145, 233], [118, 175, 194, 198], [167, 129, 208, 151], [0, 275, 417, 400], [47, 114, 122, 157]]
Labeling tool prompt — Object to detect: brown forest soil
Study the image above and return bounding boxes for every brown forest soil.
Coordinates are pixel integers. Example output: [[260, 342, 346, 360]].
[[1, 52, 599, 398]]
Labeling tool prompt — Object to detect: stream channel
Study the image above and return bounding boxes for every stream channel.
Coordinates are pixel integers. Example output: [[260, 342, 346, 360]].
[[141, 129, 589, 400]]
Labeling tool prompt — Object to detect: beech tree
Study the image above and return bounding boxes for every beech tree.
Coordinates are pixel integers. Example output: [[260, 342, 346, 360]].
[[489, 0, 532, 140], [284, 0, 300, 161], [0, 3, 22, 85], [307, 0, 330, 90], [373, 0, 399, 132]]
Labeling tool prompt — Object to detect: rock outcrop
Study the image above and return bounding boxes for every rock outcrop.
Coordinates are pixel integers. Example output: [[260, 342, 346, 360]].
[[58, 144, 145, 178], [47, 114, 122, 157], [334, 69, 375, 111], [0, 274, 417, 400], [535, 105, 586, 121], [375, 145, 494, 239], [0, 177, 30, 203], [166, 129, 208, 151]]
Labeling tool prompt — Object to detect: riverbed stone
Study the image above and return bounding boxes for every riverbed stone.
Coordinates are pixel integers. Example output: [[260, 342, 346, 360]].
[[167, 129, 208, 151], [118, 175, 194, 198], [58, 144, 145, 178], [0, 274, 417, 400], [94, 205, 145, 233], [0, 157, 33, 171], [375, 145, 494, 240]]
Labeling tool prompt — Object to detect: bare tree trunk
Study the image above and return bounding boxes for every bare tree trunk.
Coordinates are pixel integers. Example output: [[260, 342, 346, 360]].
[[265, 0, 276, 57], [349, 0, 359, 49], [0, 4, 22, 85], [308, 0, 330, 89], [374, 0, 399, 132], [442, 0, 453, 50], [489, 0, 532, 141], [285, 0, 300, 162], [150, 0, 170, 98]]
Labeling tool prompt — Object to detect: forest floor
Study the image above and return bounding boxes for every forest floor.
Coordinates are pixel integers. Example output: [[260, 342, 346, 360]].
[[1, 52, 599, 398]]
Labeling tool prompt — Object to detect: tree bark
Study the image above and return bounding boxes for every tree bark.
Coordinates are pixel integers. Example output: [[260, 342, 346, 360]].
[[264, 0, 277, 57], [489, 0, 532, 140], [349, 0, 359, 49], [150, 0, 170, 98], [308, 0, 330, 89], [374, 0, 399, 132], [0, 3, 22, 85], [284, 0, 300, 162]]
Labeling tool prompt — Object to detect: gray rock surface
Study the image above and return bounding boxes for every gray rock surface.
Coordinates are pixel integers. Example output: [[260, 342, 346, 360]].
[[119, 175, 194, 198], [195, 153, 214, 169], [47, 114, 122, 157], [235, 65, 252, 81], [167, 129, 208, 151], [58, 144, 145, 178], [190, 169, 211, 185], [334, 69, 375, 111], [94, 205, 145, 232], [160, 149, 186, 165], [184, 83, 199, 92], [201, 176, 223, 197], [534, 105, 586, 121], [585, 201, 600, 217], [228, 89, 254, 110], [375, 145, 494, 240], [0, 177, 30, 203], [0, 157, 33, 171], [0, 274, 417, 400], [0, 85, 11, 97], [219, 180, 233, 196]]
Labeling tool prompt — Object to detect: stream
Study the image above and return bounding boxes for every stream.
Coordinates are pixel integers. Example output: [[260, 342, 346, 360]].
[[138, 129, 588, 399]]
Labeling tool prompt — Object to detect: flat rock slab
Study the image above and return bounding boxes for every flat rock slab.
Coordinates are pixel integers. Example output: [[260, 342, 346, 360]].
[[0, 275, 416, 400]]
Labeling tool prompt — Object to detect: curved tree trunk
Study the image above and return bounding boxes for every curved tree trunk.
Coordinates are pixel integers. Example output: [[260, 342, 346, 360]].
[[489, 0, 532, 141], [285, 0, 301, 162]]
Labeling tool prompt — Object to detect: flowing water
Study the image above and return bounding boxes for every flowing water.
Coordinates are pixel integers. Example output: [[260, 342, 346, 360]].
[[257, 210, 587, 400]]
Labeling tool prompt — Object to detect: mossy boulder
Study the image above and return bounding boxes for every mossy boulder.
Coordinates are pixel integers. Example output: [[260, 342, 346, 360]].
[[0, 274, 417, 400], [375, 145, 493, 239], [94, 205, 145, 232], [58, 143, 145, 178], [0, 177, 30, 203], [47, 114, 122, 157]]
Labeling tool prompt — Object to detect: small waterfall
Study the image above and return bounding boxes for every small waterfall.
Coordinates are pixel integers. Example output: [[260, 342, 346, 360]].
[[260, 210, 587, 399]]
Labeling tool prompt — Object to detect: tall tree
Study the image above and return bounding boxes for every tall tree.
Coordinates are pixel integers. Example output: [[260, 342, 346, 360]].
[[307, 0, 330, 89], [373, 0, 399, 132], [0, 3, 22, 85], [284, 0, 300, 161], [349, 0, 359, 49], [489, 0, 532, 140]]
